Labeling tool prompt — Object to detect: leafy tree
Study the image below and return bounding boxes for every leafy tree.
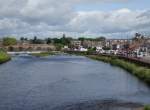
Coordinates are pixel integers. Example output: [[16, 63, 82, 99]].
[[24, 37, 28, 41], [20, 37, 24, 41], [52, 37, 72, 45], [32, 36, 37, 44], [96, 37, 106, 41], [31, 36, 44, 44], [20, 37, 28, 42], [55, 43, 64, 51], [78, 37, 85, 41], [144, 105, 150, 110], [103, 46, 111, 50], [60, 37, 71, 45], [62, 34, 66, 38], [46, 38, 52, 44], [52, 38, 61, 44], [3, 37, 17, 46]]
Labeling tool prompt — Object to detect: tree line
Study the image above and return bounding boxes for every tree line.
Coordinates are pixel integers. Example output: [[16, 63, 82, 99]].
[[1, 35, 106, 46]]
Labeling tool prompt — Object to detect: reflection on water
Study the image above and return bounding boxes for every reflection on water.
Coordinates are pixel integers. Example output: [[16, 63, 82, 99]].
[[0, 55, 149, 110]]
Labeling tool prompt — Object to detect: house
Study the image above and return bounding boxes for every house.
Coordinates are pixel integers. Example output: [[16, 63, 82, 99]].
[[104, 39, 132, 55], [70, 40, 81, 48], [82, 40, 103, 48], [79, 46, 88, 52], [96, 46, 104, 54]]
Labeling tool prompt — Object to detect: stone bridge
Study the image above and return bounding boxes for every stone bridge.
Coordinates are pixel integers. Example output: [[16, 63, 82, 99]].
[[4, 44, 56, 51]]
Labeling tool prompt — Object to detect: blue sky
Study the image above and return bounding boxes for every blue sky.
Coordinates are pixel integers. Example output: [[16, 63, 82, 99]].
[[75, 0, 150, 12]]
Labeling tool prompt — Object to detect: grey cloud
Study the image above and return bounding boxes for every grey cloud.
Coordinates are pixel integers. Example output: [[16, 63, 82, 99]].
[[0, 0, 149, 38]]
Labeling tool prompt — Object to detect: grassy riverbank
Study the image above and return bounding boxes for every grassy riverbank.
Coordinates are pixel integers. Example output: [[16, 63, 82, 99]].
[[30, 52, 56, 57], [144, 105, 150, 110], [87, 55, 150, 86], [0, 51, 11, 64]]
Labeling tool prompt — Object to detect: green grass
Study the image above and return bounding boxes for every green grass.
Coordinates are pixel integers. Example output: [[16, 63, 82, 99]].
[[0, 51, 11, 63], [87, 55, 150, 86], [144, 105, 150, 110], [30, 52, 56, 57]]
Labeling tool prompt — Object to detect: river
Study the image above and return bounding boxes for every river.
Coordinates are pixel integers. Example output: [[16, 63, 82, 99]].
[[0, 55, 150, 110]]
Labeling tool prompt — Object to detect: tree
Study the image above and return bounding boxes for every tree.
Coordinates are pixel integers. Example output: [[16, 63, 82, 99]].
[[78, 37, 85, 42], [52, 38, 61, 44], [31, 36, 44, 44], [60, 37, 71, 45], [52, 37, 71, 45], [103, 46, 111, 50], [46, 38, 52, 44], [24, 37, 28, 41], [3, 37, 17, 46], [55, 43, 63, 51], [20, 37, 28, 42], [20, 37, 24, 42], [32, 36, 37, 44], [62, 34, 66, 38], [96, 37, 106, 41]]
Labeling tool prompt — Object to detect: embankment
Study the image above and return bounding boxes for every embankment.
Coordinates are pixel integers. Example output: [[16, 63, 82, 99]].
[[0, 51, 11, 64]]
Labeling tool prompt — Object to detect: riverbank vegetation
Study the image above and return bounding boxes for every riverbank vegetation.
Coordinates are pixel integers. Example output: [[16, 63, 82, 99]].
[[144, 105, 150, 110], [30, 52, 56, 57], [3, 37, 17, 46], [87, 55, 150, 86], [0, 50, 11, 64]]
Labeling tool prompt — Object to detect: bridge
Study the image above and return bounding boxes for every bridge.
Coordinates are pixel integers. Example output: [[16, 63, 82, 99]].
[[7, 51, 44, 55]]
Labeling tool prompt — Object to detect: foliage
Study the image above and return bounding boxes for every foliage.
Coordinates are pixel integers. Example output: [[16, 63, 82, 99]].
[[52, 37, 72, 45], [20, 37, 28, 41], [95, 37, 106, 41], [54, 43, 64, 51], [31, 36, 45, 44], [3, 37, 17, 46], [102, 46, 111, 50], [87, 47, 96, 55], [45, 38, 52, 44], [0, 50, 11, 63], [60, 37, 71, 45], [78, 37, 106, 41], [144, 105, 150, 110], [78, 37, 85, 41]]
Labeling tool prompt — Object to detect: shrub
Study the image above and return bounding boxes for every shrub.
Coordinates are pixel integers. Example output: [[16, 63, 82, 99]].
[[144, 105, 150, 110], [3, 37, 17, 46], [0, 51, 11, 63]]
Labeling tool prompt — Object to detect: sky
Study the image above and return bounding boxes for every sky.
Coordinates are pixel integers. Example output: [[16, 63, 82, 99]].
[[0, 0, 150, 38]]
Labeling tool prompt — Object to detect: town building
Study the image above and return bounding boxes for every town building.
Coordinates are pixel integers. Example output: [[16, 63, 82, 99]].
[[82, 40, 104, 48], [70, 40, 81, 48]]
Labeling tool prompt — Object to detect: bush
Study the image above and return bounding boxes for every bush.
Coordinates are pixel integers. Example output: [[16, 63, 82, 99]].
[[3, 37, 17, 46], [0, 51, 11, 63], [144, 105, 150, 110]]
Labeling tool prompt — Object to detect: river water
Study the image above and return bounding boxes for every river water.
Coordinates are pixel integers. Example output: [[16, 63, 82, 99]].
[[0, 55, 150, 110]]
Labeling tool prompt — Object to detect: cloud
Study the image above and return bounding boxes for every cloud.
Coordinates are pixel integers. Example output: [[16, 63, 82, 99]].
[[0, 0, 150, 38], [67, 9, 150, 34]]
